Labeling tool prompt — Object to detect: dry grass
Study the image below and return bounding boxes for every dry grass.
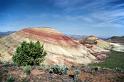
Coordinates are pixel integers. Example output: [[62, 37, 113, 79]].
[[0, 63, 124, 82]]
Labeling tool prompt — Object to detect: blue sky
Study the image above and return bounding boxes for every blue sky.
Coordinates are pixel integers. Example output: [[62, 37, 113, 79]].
[[0, 0, 124, 37]]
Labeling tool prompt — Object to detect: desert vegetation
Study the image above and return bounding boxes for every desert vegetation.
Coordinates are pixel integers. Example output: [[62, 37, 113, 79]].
[[0, 46, 124, 82], [0, 62, 124, 82], [12, 41, 47, 66], [89, 50, 124, 71]]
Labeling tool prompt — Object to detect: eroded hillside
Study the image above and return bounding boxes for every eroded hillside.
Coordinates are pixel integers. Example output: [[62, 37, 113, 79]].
[[0, 27, 96, 65]]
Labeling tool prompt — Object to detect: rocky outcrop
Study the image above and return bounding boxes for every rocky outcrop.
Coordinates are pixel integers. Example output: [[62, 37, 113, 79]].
[[0, 27, 96, 65], [80, 35, 110, 49], [79, 35, 110, 60]]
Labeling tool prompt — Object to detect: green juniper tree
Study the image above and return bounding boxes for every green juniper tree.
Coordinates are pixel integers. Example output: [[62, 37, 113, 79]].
[[12, 41, 47, 66]]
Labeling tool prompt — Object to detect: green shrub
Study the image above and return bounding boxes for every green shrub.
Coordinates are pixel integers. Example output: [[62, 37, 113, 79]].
[[6, 75, 15, 82], [23, 65, 31, 75], [12, 41, 47, 66], [49, 65, 68, 75]]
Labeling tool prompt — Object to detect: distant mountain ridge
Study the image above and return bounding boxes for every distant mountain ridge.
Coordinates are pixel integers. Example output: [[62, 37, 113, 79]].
[[68, 34, 110, 40], [108, 36, 124, 44], [0, 31, 15, 37]]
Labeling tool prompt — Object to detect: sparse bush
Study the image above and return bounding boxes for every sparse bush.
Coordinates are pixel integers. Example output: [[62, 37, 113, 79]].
[[12, 41, 47, 66], [23, 65, 31, 75], [74, 69, 80, 75], [73, 68, 81, 82], [2, 61, 10, 67], [6, 75, 15, 82], [21, 77, 29, 82], [2, 62, 16, 68], [38, 64, 50, 70], [114, 67, 124, 72], [49, 65, 68, 75]]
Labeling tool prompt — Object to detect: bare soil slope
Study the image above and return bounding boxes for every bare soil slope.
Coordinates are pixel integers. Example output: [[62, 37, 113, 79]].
[[0, 27, 96, 65]]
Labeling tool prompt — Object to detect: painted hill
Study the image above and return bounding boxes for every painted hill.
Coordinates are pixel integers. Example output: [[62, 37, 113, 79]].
[[0, 27, 96, 65]]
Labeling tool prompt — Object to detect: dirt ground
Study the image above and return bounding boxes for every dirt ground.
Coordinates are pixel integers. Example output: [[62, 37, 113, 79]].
[[0, 64, 124, 82]]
